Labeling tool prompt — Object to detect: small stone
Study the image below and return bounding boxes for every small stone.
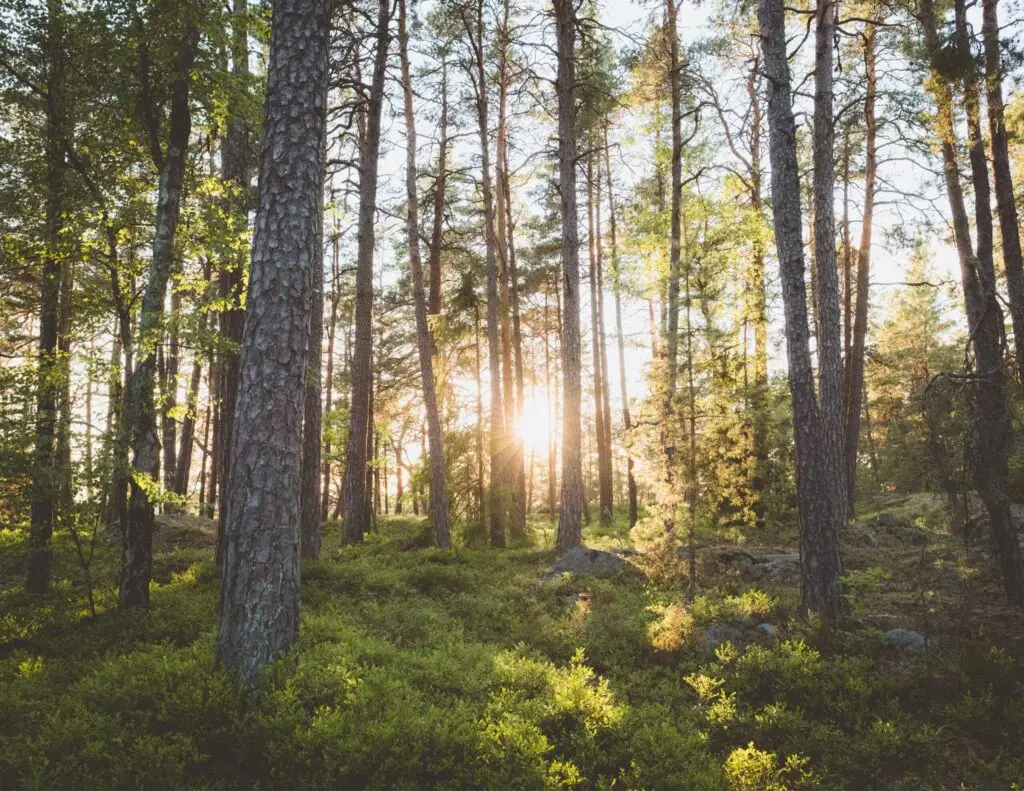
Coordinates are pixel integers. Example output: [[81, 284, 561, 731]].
[[882, 628, 929, 652], [756, 623, 778, 638]]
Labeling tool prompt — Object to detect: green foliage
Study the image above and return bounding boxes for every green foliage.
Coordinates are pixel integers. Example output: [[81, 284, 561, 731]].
[[2, 517, 1023, 789]]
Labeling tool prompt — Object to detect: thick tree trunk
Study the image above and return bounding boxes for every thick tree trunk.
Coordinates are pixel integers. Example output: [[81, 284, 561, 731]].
[[121, 17, 198, 608], [341, 0, 390, 545], [812, 0, 849, 524], [215, 0, 330, 683], [920, 0, 1024, 608], [843, 22, 876, 507], [398, 0, 452, 547], [982, 0, 1024, 386], [554, 0, 583, 552], [760, 0, 845, 617]]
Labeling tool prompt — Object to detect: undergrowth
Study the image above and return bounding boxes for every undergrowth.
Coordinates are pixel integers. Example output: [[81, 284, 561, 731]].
[[0, 511, 1022, 789]]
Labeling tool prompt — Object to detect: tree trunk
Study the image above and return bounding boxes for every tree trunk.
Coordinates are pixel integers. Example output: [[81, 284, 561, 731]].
[[398, 0, 452, 547], [587, 157, 609, 528], [760, 0, 845, 617], [27, 0, 66, 594], [554, 0, 583, 552], [664, 0, 683, 509], [427, 61, 448, 317], [215, 0, 330, 683], [604, 129, 637, 527], [321, 230, 339, 520], [811, 0, 849, 525], [341, 0, 390, 545], [464, 0, 507, 547], [919, 0, 1024, 608], [216, 0, 251, 565], [982, 0, 1024, 387], [162, 291, 180, 493], [300, 213, 324, 560], [121, 15, 198, 608], [843, 21, 876, 508]]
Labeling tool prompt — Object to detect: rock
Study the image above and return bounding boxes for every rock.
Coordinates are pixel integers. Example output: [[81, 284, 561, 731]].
[[543, 547, 641, 580], [875, 512, 902, 528], [758, 553, 800, 581], [898, 526, 928, 546], [882, 628, 929, 652], [697, 623, 744, 649], [756, 623, 778, 638]]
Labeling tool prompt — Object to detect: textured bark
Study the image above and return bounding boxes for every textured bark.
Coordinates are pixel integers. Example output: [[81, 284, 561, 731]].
[[27, 0, 66, 594], [427, 62, 448, 317], [121, 13, 198, 608], [812, 0, 849, 524], [300, 218, 324, 560], [216, 0, 251, 565], [554, 0, 582, 552], [341, 0, 390, 545], [843, 22, 876, 507], [919, 0, 1024, 608], [398, 0, 451, 548], [760, 0, 845, 616], [215, 0, 331, 683], [604, 131, 637, 527], [982, 0, 1024, 386]]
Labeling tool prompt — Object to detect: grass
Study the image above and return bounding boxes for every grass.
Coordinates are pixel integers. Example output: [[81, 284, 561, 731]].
[[0, 506, 1022, 789]]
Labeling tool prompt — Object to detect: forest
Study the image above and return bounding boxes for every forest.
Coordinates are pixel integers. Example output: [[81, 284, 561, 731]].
[[2, 0, 1024, 786]]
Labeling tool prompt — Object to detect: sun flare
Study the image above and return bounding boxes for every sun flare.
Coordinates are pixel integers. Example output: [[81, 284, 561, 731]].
[[515, 396, 555, 454]]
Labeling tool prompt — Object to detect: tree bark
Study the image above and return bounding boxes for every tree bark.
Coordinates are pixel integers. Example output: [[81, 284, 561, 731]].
[[919, 0, 1024, 608], [811, 0, 849, 524], [216, 0, 252, 565], [760, 0, 845, 616], [464, 0, 507, 547], [982, 0, 1024, 387], [427, 61, 448, 317], [604, 128, 637, 527], [341, 0, 390, 545], [843, 21, 876, 508], [121, 11, 199, 608], [300, 214, 324, 560], [398, 0, 452, 547], [554, 0, 582, 552], [215, 0, 330, 683], [27, 0, 66, 594]]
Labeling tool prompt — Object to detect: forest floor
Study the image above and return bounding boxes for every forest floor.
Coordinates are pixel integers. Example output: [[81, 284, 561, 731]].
[[1, 495, 1023, 789]]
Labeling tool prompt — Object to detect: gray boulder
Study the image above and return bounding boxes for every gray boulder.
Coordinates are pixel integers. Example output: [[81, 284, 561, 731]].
[[543, 547, 641, 580], [882, 628, 929, 652]]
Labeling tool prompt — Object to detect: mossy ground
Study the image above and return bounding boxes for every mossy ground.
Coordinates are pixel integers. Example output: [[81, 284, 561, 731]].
[[1, 503, 1022, 789]]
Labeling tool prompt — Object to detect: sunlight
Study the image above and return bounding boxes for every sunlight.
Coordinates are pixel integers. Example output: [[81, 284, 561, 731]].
[[515, 395, 554, 454]]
